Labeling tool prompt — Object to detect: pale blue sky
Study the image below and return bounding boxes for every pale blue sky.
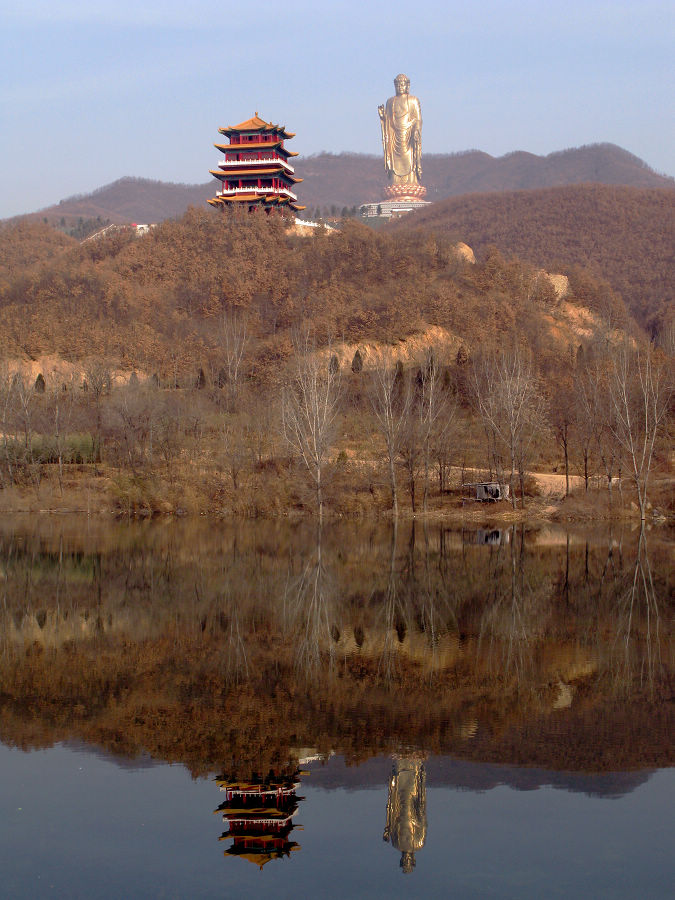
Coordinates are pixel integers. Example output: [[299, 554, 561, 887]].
[[1, 0, 673, 218]]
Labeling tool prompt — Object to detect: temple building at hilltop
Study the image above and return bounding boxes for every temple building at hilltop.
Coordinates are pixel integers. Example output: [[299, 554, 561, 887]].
[[208, 114, 305, 213]]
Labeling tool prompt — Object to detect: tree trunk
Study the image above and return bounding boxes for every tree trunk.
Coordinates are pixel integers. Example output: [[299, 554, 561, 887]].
[[383, 448, 395, 516], [317, 475, 323, 525]]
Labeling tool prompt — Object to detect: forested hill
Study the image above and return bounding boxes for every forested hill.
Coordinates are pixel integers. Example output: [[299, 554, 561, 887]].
[[0, 209, 631, 373], [8, 143, 673, 227], [388, 183, 675, 333]]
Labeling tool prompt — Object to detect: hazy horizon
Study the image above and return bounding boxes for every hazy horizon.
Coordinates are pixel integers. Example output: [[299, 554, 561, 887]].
[[2, 0, 673, 218]]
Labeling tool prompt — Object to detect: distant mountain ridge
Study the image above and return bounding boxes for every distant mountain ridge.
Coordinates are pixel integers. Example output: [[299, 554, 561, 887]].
[[7, 143, 673, 225], [299, 143, 675, 210]]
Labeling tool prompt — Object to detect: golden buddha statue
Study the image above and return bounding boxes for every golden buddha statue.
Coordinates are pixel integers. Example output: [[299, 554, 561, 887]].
[[383, 754, 427, 873], [378, 75, 426, 201]]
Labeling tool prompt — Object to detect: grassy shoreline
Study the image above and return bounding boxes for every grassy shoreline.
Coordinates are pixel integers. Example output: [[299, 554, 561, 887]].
[[0, 463, 671, 526]]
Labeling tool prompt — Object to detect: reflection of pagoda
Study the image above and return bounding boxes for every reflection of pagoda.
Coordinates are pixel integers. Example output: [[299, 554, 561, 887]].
[[383, 755, 427, 874], [208, 114, 305, 213], [215, 771, 303, 870]]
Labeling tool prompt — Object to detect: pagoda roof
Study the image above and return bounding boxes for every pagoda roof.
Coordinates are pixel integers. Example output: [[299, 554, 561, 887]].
[[210, 191, 301, 204], [220, 831, 295, 844], [217, 780, 299, 795], [210, 168, 302, 184], [224, 844, 300, 869], [219, 113, 295, 139], [215, 141, 298, 157], [216, 803, 298, 818], [208, 195, 305, 212], [210, 193, 265, 203]]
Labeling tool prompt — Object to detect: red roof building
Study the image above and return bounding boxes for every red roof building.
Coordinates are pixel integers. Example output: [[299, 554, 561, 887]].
[[214, 773, 303, 870], [208, 114, 305, 213]]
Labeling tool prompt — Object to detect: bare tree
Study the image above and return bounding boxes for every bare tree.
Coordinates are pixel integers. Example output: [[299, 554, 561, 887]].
[[113, 379, 161, 475], [369, 351, 410, 517], [398, 382, 422, 513], [471, 347, 544, 508], [230, 383, 275, 470], [82, 359, 112, 464], [573, 356, 603, 492], [573, 348, 621, 499], [609, 342, 671, 520], [657, 317, 675, 358], [418, 349, 456, 513], [46, 370, 77, 495], [217, 309, 249, 409], [596, 363, 621, 501], [397, 353, 456, 514], [155, 397, 182, 484], [222, 416, 249, 492], [281, 333, 342, 523], [550, 362, 576, 497], [0, 362, 16, 486], [11, 373, 44, 495]]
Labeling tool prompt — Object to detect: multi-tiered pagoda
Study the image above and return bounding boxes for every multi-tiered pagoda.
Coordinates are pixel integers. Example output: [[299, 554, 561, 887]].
[[208, 114, 305, 213], [214, 772, 303, 870]]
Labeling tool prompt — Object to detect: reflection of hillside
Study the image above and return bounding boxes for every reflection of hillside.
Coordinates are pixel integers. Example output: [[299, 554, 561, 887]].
[[0, 520, 672, 777], [302, 755, 653, 800]]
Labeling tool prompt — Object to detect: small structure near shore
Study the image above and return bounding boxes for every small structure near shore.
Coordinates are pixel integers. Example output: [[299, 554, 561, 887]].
[[463, 482, 510, 502], [464, 528, 510, 546]]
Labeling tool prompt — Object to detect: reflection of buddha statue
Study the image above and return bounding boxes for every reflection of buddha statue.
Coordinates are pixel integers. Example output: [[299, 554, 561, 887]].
[[378, 74, 426, 201], [383, 755, 427, 873]]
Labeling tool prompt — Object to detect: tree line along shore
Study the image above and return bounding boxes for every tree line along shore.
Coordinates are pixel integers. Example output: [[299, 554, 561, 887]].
[[0, 209, 672, 521]]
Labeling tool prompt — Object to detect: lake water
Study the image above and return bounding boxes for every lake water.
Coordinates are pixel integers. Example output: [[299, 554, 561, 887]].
[[0, 518, 672, 898]]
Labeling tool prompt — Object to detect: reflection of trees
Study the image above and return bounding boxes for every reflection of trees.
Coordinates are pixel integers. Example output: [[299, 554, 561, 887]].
[[477, 527, 541, 684], [221, 607, 249, 684], [377, 521, 405, 681], [418, 523, 459, 677], [283, 527, 336, 678], [609, 527, 662, 693], [560, 527, 666, 698], [376, 523, 460, 681], [0, 520, 671, 775]]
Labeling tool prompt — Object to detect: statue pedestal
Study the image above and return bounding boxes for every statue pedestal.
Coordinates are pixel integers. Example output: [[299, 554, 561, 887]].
[[383, 183, 427, 202], [360, 181, 430, 218], [359, 197, 431, 220]]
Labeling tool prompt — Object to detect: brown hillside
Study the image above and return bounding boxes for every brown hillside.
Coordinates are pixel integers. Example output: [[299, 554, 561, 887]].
[[388, 183, 675, 332], [0, 208, 627, 373], [0, 221, 77, 288]]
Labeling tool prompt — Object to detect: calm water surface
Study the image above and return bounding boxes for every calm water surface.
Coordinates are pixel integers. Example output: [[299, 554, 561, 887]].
[[0, 518, 672, 898]]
